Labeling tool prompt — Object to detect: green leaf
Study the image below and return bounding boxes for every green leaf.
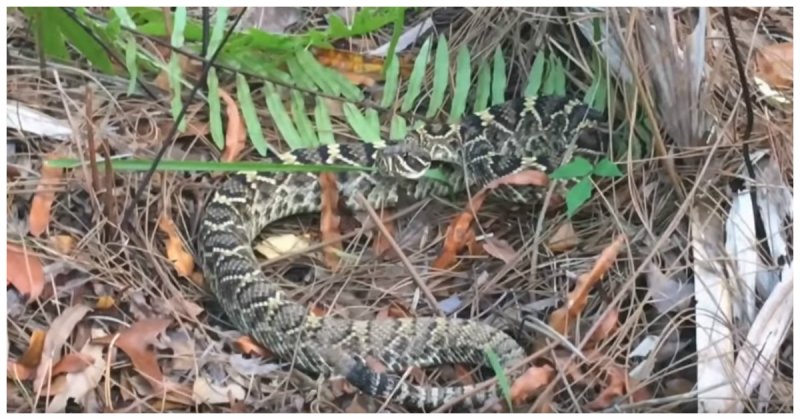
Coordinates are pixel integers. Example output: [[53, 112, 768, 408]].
[[206, 7, 229, 58], [566, 177, 593, 218], [551, 157, 594, 179], [236, 74, 268, 155], [168, 7, 187, 132], [525, 51, 546, 96], [34, 8, 69, 60], [390, 115, 407, 140], [474, 62, 491, 112], [314, 97, 334, 145], [383, 7, 406, 75], [264, 81, 303, 150], [291, 91, 317, 148], [381, 53, 401, 108], [296, 50, 340, 96], [450, 45, 471, 122], [365, 108, 381, 139], [401, 36, 432, 113], [123, 35, 138, 96], [286, 56, 317, 91], [491, 48, 506, 105], [51, 8, 114, 73], [343, 103, 380, 142], [426, 34, 449, 118], [207, 68, 225, 150], [328, 66, 364, 102], [485, 349, 513, 412], [593, 158, 623, 178]]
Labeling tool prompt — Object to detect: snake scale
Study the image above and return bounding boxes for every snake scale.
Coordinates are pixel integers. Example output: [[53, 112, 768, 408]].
[[197, 95, 608, 410]]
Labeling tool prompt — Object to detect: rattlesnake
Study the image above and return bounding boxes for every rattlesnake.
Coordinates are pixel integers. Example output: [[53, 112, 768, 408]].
[[197, 95, 608, 410]]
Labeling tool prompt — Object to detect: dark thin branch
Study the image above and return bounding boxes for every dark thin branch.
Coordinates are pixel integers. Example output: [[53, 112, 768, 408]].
[[722, 7, 772, 266]]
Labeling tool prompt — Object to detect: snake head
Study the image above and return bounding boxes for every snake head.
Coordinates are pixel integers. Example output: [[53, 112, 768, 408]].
[[375, 144, 431, 180], [409, 122, 462, 164]]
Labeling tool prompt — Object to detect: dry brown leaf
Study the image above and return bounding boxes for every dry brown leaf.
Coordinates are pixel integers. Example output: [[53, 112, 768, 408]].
[[7, 243, 46, 303], [34, 304, 92, 393], [584, 364, 626, 411], [253, 233, 311, 260], [219, 88, 246, 162], [18, 329, 46, 367], [189, 271, 206, 287], [97, 318, 171, 390], [158, 215, 194, 277], [7, 361, 36, 381], [372, 211, 397, 258], [453, 364, 475, 386], [233, 336, 273, 358], [319, 172, 343, 269], [345, 397, 368, 413], [547, 222, 578, 252], [314, 48, 413, 83], [29, 154, 64, 236], [549, 235, 625, 335], [434, 170, 550, 270], [584, 307, 619, 346], [755, 42, 793, 89], [50, 353, 94, 377], [510, 364, 555, 405], [95, 295, 115, 310], [45, 328, 106, 412], [481, 237, 516, 264], [51, 234, 76, 254], [192, 376, 246, 404]]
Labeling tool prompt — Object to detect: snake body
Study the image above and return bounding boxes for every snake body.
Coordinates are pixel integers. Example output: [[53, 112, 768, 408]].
[[197, 95, 607, 410]]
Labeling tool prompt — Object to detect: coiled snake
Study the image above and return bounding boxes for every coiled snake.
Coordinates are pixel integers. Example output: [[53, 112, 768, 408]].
[[197, 95, 608, 410]]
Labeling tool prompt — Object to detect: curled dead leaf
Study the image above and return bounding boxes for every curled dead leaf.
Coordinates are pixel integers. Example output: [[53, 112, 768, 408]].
[[219, 88, 246, 163], [51, 235, 76, 254], [233, 336, 272, 358], [7, 243, 46, 303], [18, 329, 46, 367], [319, 172, 343, 269], [549, 235, 625, 335], [95, 295, 115, 310], [29, 154, 64, 236], [158, 215, 194, 277], [510, 364, 555, 405], [434, 170, 549, 270]]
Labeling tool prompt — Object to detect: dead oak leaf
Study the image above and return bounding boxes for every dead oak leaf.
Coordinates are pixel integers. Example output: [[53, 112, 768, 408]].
[[50, 353, 94, 377], [481, 237, 517, 264], [7, 243, 46, 303], [95, 318, 171, 390]]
